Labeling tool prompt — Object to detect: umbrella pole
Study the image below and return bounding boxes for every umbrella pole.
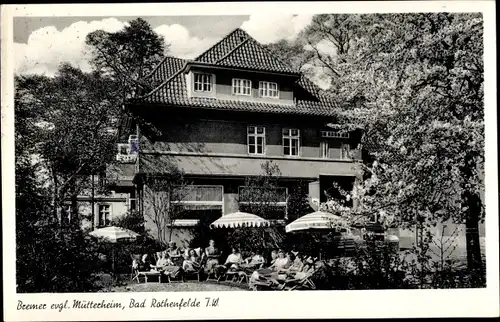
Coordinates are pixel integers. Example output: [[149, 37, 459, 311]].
[[112, 248, 116, 280]]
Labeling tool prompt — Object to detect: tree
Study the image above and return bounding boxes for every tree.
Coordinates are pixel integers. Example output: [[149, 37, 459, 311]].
[[286, 180, 314, 223], [85, 18, 167, 100], [238, 161, 286, 221], [142, 165, 191, 246], [15, 64, 120, 227], [264, 39, 313, 73], [15, 70, 105, 292], [236, 161, 288, 250], [297, 13, 485, 281]]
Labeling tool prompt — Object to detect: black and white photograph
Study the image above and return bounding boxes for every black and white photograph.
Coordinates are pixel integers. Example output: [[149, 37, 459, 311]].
[[2, 1, 499, 320]]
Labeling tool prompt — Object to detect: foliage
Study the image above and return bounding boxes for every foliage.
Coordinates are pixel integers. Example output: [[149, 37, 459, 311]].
[[264, 39, 314, 73], [238, 161, 285, 221], [286, 180, 314, 223], [189, 210, 228, 252], [279, 13, 485, 278], [15, 64, 120, 225], [16, 156, 101, 292], [85, 18, 167, 99], [111, 210, 146, 235], [15, 64, 122, 292]]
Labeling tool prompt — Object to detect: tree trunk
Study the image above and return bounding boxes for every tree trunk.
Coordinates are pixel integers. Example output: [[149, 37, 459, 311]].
[[461, 152, 485, 285], [464, 190, 484, 284]]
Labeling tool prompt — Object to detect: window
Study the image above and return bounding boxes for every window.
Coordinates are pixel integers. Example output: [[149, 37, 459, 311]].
[[62, 203, 71, 224], [259, 81, 279, 98], [320, 141, 329, 158], [232, 78, 252, 96], [98, 204, 111, 227], [341, 143, 350, 159], [283, 128, 300, 156], [238, 186, 288, 221], [193, 73, 213, 92], [170, 185, 223, 227], [128, 198, 136, 211], [118, 143, 129, 155], [247, 126, 266, 155]]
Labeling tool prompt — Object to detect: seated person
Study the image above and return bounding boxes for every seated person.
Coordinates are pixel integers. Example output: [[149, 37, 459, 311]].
[[155, 251, 170, 271], [162, 253, 182, 279], [244, 249, 265, 267], [139, 254, 153, 271], [269, 250, 278, 266], [167, 241, 183, 265], [269, 249, 290, 272], [250, 249, 289, 286], [224, 247, 243, 270], [283, 252, 304, 273], [240, 249, 265, 273], [182, 249, 201, 272]]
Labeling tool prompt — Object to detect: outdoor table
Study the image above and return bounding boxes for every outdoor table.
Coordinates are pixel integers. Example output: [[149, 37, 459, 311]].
[[138, 270, 162, 284]]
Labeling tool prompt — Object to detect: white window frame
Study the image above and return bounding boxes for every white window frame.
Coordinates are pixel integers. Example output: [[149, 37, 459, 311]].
[[320, 141, 329, 158], [193, 73, 213, 93], [259, 81, 279, 98], [117, 143, 129, 155], [98, 204, 112, 227], [232, 78, 252, 96], [247, 126, 266, 155], [282, 128, 300, 156], [128, 198, 137, 212]]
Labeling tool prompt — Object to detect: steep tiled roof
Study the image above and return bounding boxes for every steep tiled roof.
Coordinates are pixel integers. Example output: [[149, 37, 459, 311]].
[[215, 37, 297, 74], [133, 28, 338, 116], [146, 56, 187, 88], [194, 28, 252, 63]]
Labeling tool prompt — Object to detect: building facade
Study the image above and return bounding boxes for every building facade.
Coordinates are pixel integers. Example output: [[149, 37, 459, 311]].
[[121, 28, 363, 247]]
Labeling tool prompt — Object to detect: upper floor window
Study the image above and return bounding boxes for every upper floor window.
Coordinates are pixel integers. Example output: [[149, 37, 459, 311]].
[[232, 78, 252, 96], [283, 128, 300, 156], [320, 141, 329, 158], [247, 126, 265, 155], [259, 81, 279, 98], [98, 204, 112, 227], [193, 73, 213, 92], [341, 143, 351, 159]]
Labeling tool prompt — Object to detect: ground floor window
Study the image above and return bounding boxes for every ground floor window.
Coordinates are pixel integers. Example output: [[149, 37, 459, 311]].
[[98, 204, 112, 227], [238, 186, 288, 221], [170, 185, 224, 226]]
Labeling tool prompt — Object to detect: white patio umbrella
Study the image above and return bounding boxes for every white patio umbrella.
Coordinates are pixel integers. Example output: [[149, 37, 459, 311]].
[[285, 211, 344, 233], [89, 226, 140, 274], [285, 211, 346, 260], [210, 211, 271, 229]]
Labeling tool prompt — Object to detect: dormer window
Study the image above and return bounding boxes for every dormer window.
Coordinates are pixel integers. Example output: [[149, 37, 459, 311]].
[[232, 78, 252, 96], [193, 73, 213, 92], [259, 81, 279, 98]]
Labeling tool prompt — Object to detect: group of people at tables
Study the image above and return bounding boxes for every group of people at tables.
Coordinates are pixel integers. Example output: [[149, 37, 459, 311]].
[[133, 240, 320, 286]]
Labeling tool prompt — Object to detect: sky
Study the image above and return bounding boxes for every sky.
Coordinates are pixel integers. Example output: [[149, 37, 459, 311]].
[[13, 15, 318, 79]]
